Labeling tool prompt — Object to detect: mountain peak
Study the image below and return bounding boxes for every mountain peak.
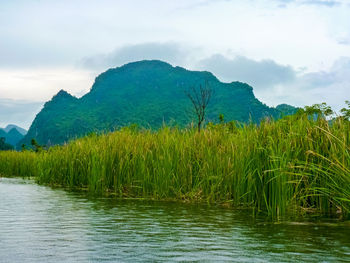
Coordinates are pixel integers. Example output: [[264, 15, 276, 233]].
[[3, 124, 27, 135], [230, 81, 253, 91], [41, 89, 77, 111], [109, 60, 174, 76], [276, 104, 299, 116], [55, 89, 74, 98], [89, 60, 219, 94], [48, 90, 77, 104], [122, 60, 172, 68]]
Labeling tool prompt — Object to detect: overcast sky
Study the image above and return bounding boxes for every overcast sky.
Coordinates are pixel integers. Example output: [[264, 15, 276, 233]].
[[1, 0, 349, 128]]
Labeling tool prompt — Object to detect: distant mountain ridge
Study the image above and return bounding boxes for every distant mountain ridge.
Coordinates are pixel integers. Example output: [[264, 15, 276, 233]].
[[1, 124, 27, 135], [21, 60, 297, 146], [0, 124, 27, 148]]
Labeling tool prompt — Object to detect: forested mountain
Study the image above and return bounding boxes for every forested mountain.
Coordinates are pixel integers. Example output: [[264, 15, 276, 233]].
[[21, 60, 297, 146]]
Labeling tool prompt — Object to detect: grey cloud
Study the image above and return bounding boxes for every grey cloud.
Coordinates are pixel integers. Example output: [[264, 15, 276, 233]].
[[196, 54, 349, 111], [80, 43, 190, 70], [197, 54, 296, 89], [300, 57, 350, 88], [338, 38, 350, 45], [300, 71, 336, 87], [0, 99, 43, 129], [263, 57, 350, 110], [0, 34, 79, 69]]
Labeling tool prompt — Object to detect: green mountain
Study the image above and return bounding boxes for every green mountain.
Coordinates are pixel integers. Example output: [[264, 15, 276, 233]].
[[0, 125, 26, 149], [276, 104, 300, 116], [21, 60, 297, 146]]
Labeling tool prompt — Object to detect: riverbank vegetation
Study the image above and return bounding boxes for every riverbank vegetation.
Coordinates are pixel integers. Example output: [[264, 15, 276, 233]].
[[0, 104, 350, 219]]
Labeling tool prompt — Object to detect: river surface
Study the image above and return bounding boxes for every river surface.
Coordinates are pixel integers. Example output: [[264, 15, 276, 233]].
[[1, 178, 350, 262]]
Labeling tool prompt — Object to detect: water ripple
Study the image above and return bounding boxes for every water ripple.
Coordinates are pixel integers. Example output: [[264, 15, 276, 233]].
[[1, 178, 350, 262]]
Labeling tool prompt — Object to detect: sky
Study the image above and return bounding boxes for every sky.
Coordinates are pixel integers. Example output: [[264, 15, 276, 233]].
[[0, 0, 349, 129]]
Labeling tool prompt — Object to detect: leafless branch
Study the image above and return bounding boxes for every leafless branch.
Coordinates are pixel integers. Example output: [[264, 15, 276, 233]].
[[185, 81, 212, 132]]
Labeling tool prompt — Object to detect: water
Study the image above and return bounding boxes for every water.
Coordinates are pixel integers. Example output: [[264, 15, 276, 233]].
[[1, 178, 350, 262]]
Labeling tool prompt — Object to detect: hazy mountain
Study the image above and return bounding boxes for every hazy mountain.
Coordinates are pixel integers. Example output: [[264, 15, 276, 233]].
[[2, 124, 27, 135], [5, 128, 24, 146], [21, 60, 297, 146], [0, 124, 26, 148]]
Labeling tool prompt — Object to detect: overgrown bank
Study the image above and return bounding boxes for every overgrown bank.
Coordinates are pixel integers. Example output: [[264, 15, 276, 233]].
[[1, 112, 350, 219]]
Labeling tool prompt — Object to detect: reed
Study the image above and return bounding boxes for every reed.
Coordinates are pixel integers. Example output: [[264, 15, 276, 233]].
[[0, 111, 349, 219]]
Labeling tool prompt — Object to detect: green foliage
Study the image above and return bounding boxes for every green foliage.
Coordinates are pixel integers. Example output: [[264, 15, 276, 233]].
[[1, 109, 350, 220], [21, 60, 297, 146], [341, 100, 350, 120], [303, 102, 334, 118], [31, 139, 43, 153], [0, 137, 14, 151], [219, 114, 224, 123]]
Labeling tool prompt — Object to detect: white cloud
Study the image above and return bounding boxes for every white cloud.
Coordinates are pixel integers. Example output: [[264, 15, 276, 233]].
[[0, 0, 350, 126], [1, 0, 349, 70], [80, 42, 194, 70], [0, 68, 94, 101], [0, 68, 95, 128], [0, 98, 43, 129]]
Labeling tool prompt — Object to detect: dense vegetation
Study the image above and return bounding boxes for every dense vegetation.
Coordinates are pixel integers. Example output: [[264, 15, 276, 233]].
[[21, 60, 296, 146], [0, 137, 13, 150], [1, 104, 350, 219]]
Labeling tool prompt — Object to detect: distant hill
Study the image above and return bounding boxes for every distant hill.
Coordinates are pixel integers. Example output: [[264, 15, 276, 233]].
[[0, 124, 27, 148], [21, 60, 297, 146], [2, 124, 27, 135]]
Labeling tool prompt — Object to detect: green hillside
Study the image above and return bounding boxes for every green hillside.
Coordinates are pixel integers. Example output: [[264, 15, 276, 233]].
[[22, 60, 297, 146]]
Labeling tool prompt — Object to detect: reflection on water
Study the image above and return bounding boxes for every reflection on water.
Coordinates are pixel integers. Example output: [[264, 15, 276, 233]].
[[1, 177, 350, 262]]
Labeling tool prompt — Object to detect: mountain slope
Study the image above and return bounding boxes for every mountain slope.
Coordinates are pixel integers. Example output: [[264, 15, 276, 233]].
[[22, 60, 297, 146], [5, 128, 24, 146]]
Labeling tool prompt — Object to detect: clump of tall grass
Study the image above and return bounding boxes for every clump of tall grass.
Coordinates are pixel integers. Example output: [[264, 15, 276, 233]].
[[0, 103, 349, 219], [0, 150, 39, 178], [289, 117, 350, 217]]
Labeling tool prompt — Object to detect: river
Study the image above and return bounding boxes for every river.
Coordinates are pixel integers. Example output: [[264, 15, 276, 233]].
[[1, 177, 350, 262]]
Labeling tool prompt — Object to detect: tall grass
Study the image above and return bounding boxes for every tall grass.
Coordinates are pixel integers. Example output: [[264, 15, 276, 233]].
[[0, 113, 349, 219]]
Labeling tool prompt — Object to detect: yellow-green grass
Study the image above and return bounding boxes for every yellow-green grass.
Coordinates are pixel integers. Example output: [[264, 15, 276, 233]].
[[1, 114, 349, 219]]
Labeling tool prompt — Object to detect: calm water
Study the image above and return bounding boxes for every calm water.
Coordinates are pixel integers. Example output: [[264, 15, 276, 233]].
[[1, 178, 350, 262]]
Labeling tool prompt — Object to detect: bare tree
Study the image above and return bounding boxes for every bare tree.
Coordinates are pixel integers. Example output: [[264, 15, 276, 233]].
[[185, 81, 212, 132]]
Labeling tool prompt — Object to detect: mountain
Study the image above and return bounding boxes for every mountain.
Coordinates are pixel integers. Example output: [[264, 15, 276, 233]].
[[21, 60, 297, 146], [0, 124, 26, 148], [5, 128, 25, 146], [0, 129, 7, 139], [276, 104, 300, 116], [2, 124, 27, 135]]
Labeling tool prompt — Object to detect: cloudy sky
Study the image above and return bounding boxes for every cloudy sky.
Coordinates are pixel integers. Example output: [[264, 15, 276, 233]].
[[1, 0, 349, 128]]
